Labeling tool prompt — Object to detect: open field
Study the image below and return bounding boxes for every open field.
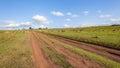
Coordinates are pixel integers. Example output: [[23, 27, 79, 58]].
[[40, 26, 120, 50], [0, 26, 120, 68], [0, 30, 34, 68], [1, 0, 120, 68]]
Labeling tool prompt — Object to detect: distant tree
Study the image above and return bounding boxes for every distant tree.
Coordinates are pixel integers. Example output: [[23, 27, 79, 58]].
[[45, 27, 48, 29], [38, 28, 42, 30], [29, 27, 32, 30], [111, 24, 120, 26]]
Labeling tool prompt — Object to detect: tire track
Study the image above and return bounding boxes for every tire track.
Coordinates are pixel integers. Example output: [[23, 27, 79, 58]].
[[35, 31, 103, 68], [44, 33, 120, 63], [30, 31, 55, 68]]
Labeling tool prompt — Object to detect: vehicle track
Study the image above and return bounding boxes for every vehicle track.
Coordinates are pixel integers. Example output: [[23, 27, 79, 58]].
[[43, 33, 120, 63], [30, 31, 58, 68], [35, 31, 103, 68]]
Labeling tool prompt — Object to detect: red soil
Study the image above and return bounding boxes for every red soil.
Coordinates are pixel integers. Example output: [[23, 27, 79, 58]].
[[30, 31, 58, 68], [34, 31, 103, 68], [45, 33, 120, 63]]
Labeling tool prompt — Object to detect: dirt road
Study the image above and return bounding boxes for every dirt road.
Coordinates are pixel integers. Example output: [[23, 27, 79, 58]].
[[30, 31, 58, 68], [44, 33, 120, 63], [30, 31, 103, 68]]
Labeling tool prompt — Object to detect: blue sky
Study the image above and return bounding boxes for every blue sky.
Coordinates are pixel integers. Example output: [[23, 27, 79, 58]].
[[0, 0, 120, 29]]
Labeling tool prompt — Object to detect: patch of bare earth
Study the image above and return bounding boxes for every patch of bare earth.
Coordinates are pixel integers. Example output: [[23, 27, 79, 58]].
[[30, 31, 58, 68], [35, 32, 103, 68]]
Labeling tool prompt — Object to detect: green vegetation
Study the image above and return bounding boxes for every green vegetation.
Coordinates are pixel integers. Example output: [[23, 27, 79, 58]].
[[40, 26, 120, 49], [43, 33, 120, 68], [0, 30, 16, 43], [0, 30, 34, 68], [33, 33, 73, 68], [42, 45, 73, 68]]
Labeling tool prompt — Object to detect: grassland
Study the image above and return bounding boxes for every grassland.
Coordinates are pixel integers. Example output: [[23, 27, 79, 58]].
[[40, 26, 120, 49], [0, 25, 120, 68], [0, 30, 34, 68]]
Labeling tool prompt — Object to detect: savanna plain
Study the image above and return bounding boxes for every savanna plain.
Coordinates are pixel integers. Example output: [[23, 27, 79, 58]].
[[0, 26, 120, 68]]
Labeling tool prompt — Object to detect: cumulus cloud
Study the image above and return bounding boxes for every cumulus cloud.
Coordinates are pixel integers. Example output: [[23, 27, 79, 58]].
[[5, 23, 19, 28], [51, 11, 64, 16], [5, 22, 32, 28], [20, 22, 32, 27], [99, 14, 112, 18], [0, 20, 32, 28], [66, 12, 79, 18], [32, 15, 50, 25], [80, 23, 96, 27], [110, 18, 120, 22], [65, 18, 71, 21], [83, 11, 89, 16], [109, 18, 120, 24], [64, 24, 70, 27], [39, 25, 46, 28]]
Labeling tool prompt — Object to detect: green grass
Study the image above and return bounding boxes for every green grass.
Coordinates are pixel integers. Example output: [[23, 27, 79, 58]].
[[42, 45, 73, 68], [42, 33, 120, 68], [33, 33, 73, 68], [0, 30, 34, 68], [39, 26, 120, 49]]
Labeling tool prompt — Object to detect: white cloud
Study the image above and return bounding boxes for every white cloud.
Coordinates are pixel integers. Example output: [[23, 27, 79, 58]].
[[109, 18, 120, 24], [5, 21, 32, 28], [66, 12, 79, 18], [99, 14, 112, 18], [65, 18, 71, 21], [80, 23, 96, 27], [51, 11, 64, 16], [83, 11, 89, 16], [20, 22, 32, 27], [64, 24, 70, 27], [5, 23, 19, 28], [110, 18, 120, 22], [67, 12, 72, 15], [0, 20, 32, 28], [39, 25, 46, 28], [32, 15, 50, 25]]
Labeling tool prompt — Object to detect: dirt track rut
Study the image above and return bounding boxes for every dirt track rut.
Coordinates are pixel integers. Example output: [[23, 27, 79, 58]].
[[31, 31, 103, 68], [30, 31, 57, 68], [45, 33, 120, 63]]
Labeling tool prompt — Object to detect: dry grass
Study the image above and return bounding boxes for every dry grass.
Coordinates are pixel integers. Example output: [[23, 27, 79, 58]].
[[0, 30, 34, 68]]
